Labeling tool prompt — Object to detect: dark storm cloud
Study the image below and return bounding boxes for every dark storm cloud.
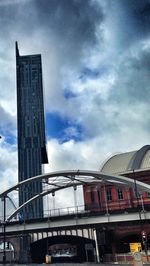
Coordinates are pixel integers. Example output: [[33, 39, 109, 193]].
[[0, 0, 103, 52], [104, 0, 150, 51], [33, 0, 103, 44], [101, 0, 150, 105], [121, 0, 150, 32], [28, 0, 104, 69], [66, 0, 150, 143]]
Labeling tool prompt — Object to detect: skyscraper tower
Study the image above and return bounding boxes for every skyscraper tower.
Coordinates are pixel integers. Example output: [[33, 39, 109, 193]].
[[16, 42, 48, 220]]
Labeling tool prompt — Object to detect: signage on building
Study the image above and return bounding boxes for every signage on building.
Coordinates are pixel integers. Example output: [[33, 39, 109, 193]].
[[129, 243, 142, 253]]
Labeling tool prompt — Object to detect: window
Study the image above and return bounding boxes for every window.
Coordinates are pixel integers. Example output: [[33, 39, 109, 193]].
[[97, 190, 101, 208], [90, 191, 95, 202], [107, 188, 112, 201], [117, 188, 123, 200]]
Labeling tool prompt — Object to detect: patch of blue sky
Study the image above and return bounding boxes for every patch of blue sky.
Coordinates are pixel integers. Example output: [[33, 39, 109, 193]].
[[79, 66, 107, 81], [63, 88, 77, 99], [46, 112, 84, 143], [79, 67, 99, 81], [0, 128, 17, 146]]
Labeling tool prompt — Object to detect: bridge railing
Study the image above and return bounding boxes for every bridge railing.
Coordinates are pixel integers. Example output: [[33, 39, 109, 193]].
[[0, 197, 150, 222], [43, 197, 150, 219], [44, 204, 87, 218]]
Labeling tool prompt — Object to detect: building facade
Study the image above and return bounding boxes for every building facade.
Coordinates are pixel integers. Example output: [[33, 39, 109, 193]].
[[16, 42, 48, 220], [83, 145, 150, 255], [84, 145, 150, 214]]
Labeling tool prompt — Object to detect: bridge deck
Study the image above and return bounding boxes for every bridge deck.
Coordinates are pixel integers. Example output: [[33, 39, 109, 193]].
[[0, 209, 149, 235]]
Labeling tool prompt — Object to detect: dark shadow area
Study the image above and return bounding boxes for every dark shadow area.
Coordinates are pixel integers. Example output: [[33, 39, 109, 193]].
[[117, 234, 141, 253], [30, 235, 95, 263]]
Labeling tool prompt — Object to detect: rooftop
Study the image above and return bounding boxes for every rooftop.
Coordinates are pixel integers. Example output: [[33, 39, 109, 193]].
[[101, 145, 150, 174]]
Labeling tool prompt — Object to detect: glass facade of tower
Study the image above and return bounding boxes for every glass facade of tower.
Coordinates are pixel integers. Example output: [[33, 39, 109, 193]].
[[16, 42, 48, 220]]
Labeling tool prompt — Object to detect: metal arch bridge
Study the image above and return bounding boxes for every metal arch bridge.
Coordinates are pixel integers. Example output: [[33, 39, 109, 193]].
[[1, 169, 150, 222]]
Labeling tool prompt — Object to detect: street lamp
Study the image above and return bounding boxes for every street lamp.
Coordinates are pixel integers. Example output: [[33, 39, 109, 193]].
[[141, 231, 148, 260]]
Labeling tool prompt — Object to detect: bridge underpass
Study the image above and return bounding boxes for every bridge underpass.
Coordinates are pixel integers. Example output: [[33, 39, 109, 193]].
[[0, 170, 150, 263], [0, 225, 97, 263], [30, 234, 95, 263]]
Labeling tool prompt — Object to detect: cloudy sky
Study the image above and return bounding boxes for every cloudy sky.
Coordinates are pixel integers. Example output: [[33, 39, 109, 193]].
[[0, 0, 150, 212]]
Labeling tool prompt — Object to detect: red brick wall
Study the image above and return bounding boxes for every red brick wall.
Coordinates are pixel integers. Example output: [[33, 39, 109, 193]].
[[83, 169, 150, 213]]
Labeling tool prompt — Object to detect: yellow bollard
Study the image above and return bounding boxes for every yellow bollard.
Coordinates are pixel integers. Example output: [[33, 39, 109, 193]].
[[45, 254, 51, 264]]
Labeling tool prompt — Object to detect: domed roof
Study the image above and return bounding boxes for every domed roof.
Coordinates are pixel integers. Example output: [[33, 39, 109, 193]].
[[101, 145, 150, 174]]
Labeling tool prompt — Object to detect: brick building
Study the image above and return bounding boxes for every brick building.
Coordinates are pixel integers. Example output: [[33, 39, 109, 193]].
[[84, 145, 150, 214], [83, 145, 150, 256]]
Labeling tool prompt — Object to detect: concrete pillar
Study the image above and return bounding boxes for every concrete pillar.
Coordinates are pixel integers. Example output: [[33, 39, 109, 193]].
[[19, 234, 31, 263], [93, 229, 100, 263]]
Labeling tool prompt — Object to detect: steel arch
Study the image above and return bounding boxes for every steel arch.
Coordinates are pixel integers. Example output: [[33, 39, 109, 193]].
[[1, 169, 150, 222]]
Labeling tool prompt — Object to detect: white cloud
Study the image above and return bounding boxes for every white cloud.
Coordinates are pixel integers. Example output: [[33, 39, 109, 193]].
[[0, 138, 17, 192], [0, 0, 150, 216]]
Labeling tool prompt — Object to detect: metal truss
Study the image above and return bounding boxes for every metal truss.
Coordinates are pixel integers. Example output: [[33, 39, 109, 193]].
[[1, 170, 150, 222]]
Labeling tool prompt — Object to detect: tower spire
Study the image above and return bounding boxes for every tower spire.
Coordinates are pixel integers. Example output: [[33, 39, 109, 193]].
[[15, 41, 19, 57]]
